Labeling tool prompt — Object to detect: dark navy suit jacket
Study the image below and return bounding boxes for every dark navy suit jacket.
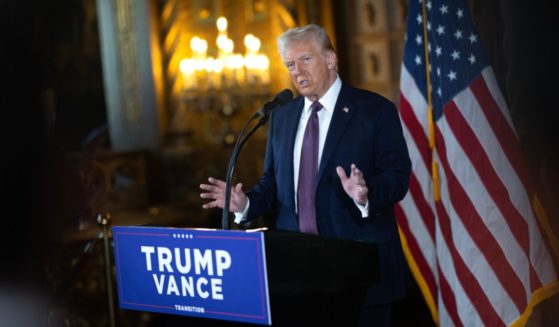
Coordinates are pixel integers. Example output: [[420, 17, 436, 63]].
[[246, 82, 411, 305]]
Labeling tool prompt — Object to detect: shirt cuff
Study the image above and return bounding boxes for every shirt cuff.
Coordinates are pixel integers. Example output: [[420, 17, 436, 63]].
[[233, 198, 250, 224], [354, 200, 369, 218]]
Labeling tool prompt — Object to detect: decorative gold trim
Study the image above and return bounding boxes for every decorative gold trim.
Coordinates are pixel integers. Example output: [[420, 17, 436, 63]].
[[510, 281, 559, 327], [116, 0, 142, 125], [397, 226, 439, 325]]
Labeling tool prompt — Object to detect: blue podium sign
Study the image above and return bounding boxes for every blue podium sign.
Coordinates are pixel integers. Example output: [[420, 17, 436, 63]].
[[112, 226, 271, 325]]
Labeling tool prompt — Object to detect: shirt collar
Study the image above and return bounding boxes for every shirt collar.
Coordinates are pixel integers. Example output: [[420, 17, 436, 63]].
[[303, 75, 342, 114]]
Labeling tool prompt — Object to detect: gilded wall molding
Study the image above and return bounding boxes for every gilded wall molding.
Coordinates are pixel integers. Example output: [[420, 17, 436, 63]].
[[160, 0, 189, 102], [115, 0, 142, 126]]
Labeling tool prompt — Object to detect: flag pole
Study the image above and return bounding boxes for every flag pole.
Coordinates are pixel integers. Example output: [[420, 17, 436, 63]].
[[420, 0, 440, 201]]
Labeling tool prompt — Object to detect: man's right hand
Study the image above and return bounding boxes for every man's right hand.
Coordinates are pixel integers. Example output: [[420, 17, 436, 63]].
[[200, 177, 248, 213]]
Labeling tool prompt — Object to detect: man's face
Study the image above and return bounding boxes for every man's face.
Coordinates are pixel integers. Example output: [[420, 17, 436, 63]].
[[281, 39, 336, 101]]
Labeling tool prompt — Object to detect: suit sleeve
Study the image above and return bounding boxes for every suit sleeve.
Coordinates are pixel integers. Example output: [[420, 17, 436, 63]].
[[245, 114, 278, 220], [367, 100, 411, 217]]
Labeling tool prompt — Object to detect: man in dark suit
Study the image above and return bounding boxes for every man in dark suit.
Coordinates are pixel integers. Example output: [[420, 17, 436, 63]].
[[200, 23, 410, 326]]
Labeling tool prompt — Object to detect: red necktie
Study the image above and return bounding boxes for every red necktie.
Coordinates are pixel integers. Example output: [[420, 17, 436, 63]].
[[297, 101, 322, 234]]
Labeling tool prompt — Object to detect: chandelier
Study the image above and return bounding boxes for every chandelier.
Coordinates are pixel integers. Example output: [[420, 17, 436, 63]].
[[180, 16, 270, 88], [179, 17, 271, 129]]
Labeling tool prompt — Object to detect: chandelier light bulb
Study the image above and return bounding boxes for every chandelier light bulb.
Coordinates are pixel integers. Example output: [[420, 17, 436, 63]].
[[216, 17, 228, 32]]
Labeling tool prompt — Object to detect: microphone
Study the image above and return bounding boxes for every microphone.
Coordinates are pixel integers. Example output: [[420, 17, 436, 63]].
[[254, 89, 294, 118], [221, 88, 293, 229]]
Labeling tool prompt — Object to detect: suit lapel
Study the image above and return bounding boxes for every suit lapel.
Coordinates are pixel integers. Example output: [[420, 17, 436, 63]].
[[317, 84, 355, 185]]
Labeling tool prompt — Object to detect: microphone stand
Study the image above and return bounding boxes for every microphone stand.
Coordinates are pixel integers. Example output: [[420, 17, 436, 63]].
[[97, 213, 117, 327], [221, 113, 270, 229]]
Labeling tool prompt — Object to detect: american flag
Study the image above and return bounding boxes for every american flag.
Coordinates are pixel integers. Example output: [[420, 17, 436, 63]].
[[396, 0, 559, 326]]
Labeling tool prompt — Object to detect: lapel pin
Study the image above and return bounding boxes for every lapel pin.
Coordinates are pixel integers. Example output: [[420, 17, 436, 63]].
[[343, 106, 350, 113]]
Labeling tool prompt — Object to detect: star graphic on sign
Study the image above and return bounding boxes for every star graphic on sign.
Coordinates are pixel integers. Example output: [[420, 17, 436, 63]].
[[435, 46, 442, 56], [454, 30, 463, 40], [440, 5, 448, 14], [436, 25, 445, 35]]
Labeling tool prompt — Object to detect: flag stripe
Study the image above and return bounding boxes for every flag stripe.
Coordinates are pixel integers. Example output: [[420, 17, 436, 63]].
[[447, 95, 545, 293], [461, 78, 538, 235], [408, 162, 436, 241], [454, 83, 552, 287], [396, 202, 438, 299], [437, 264, 463, 327], [478, 68, 516, 134], [400, 94, 431, 167], [401, 66, 514, 324], [400, 117, 437, 239], [437, 290, 456, 327], [398, 1, 558, 325], [466, 81, 556, 287], [397, 221, 440, 324], [456, 84, 538, 237], [398, 115, 441, 301], [435, 121, 527, 314], [444, 100, 539, 290], [399, 66, 430, 136], [530, 264, 543, 294], [435, 200, 505, 326], [433, 199, 486, 326], [435, 142, 516, 324], [469, 74, 534, 194], [400, 67, 429, 120], [399, 110, 438, 251]]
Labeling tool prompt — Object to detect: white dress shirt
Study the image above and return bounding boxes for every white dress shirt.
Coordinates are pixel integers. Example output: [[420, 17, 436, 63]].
[[292, 77, 340, 210]]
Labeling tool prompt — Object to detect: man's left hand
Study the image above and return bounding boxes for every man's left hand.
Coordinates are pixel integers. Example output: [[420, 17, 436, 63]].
[[336, 164, 368, 205]]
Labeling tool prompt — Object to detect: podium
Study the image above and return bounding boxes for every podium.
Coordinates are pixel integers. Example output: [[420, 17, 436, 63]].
[[264, 229, 378, 295], [112, 226, 378, 325]]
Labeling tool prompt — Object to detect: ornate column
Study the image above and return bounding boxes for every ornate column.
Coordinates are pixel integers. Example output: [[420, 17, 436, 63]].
[[96, 0, 165, 151], [159, 0, 191, 144]]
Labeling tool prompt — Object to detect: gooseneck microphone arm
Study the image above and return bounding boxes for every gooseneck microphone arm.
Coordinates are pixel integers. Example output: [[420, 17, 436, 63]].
[[221, 116, 267, 229], [221, 89, 293, 229]]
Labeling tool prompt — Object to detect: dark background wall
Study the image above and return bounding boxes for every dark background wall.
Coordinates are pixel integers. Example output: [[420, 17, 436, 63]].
[[1, 0, 49, 284]]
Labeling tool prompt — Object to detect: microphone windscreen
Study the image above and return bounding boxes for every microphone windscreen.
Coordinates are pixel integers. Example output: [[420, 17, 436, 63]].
[[274, 89, 294, 106]]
